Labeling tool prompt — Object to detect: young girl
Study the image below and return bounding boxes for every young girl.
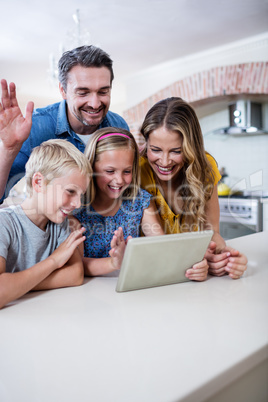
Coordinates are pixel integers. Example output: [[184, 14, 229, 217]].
[[139, 97, 247, 279], [71, 127, 209, 280], [70, 127, 162, 276]]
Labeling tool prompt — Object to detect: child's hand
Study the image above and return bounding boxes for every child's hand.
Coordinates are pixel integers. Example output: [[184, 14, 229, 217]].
[[49, 227, 86, 269], [109, 227, 128, 271], [185, 258, 208, 281], [0, 79, 34, 150]]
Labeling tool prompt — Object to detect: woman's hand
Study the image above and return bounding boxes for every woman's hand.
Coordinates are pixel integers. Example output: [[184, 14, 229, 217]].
[[222, 246, 248, 279], [205, 241, 230, 276], [206, 241, 248, 279], [185, 258, 208, 281]]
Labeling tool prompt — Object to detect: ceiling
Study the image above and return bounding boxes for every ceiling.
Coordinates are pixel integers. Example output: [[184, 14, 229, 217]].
[[1, 0, 268, 110]]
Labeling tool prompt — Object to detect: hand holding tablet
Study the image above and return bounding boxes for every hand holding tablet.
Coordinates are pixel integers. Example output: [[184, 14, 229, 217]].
[[116, 231, 213, 292]]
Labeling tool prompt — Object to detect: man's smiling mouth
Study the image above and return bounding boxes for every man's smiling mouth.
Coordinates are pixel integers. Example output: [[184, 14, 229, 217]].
[[82, 108, 103, 115]]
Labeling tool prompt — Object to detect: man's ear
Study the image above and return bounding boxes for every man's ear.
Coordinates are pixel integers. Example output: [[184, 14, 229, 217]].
[[59, 82, 67, 100], [32, 172, 45, 193]]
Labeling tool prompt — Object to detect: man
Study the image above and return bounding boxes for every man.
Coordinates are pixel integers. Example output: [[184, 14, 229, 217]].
[[0, 45, 129, 201]]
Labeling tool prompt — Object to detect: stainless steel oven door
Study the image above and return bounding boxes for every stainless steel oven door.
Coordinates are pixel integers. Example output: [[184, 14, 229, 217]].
[[219, 198, 263, 240], [219, 221, 257, 240]]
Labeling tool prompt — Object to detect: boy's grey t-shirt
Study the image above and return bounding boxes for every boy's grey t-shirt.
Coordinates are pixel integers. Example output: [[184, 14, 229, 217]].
[[0, 205, 70, 273]]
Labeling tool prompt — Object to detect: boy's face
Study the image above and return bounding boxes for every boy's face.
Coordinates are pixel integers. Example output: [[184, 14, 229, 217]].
[[40, 169, 89, 224]]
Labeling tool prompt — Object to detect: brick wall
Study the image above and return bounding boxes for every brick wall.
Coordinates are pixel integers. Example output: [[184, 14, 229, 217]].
[[123, 62, 268, 143]]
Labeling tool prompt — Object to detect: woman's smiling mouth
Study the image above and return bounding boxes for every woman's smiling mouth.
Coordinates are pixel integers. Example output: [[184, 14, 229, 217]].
[[156, 164, 175, 175]]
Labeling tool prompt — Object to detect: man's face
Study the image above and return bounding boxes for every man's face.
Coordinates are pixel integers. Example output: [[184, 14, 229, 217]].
[[60, 65, 112, 134]]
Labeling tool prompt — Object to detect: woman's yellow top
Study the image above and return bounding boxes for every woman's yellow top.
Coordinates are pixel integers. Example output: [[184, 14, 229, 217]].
[[139, 153, 221, 234]]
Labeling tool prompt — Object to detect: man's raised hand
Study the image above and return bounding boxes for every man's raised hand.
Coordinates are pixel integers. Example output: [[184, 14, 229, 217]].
[[0, 79, 34, 150]]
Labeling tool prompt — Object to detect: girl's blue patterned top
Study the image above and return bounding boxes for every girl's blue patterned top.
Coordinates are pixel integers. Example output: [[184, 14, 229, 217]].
[[74, 189, 152, 258]]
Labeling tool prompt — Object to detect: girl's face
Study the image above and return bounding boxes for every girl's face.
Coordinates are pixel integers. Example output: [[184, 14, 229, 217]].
[[146, 126, 184, 183], [94, 148, 134, 201]]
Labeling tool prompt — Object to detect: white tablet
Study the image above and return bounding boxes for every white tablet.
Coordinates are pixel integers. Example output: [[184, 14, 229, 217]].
[[116, 231, 213, 292]]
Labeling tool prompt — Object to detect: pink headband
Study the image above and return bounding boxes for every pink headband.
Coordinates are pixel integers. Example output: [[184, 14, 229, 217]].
[[97, 133, 130, 142]]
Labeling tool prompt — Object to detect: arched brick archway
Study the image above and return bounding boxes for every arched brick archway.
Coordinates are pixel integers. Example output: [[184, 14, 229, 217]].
[[123, 62, 268, 141]]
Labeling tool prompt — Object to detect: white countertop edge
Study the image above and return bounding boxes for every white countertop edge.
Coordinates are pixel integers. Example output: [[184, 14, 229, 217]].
[[181, 344, 268, 402]]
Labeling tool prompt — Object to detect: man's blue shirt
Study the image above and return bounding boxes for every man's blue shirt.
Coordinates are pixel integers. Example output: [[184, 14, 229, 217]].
[[3, 100, 129, 201]]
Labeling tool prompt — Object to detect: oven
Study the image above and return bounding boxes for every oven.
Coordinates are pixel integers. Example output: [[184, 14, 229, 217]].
[[219, 196, 263, 240]]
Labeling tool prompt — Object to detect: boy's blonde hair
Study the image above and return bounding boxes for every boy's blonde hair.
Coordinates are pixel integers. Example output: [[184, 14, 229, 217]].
[[84, 127, 140, 203], [25, 139, 92, 195]]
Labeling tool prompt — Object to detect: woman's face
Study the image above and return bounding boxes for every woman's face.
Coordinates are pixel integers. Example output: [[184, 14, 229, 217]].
[[146, 126, 184, 183]]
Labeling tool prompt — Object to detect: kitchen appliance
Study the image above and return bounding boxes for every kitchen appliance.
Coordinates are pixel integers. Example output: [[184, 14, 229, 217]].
[[219, 195, 263, 240], [214, 100, 268, 136]]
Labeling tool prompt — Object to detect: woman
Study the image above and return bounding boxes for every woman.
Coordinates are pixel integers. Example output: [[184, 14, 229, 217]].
[[139, 97, 247, 279]]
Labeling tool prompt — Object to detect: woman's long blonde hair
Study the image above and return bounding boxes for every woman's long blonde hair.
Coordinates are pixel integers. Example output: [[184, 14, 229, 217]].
[[140, 97, 215, 229], [84, 127, 140, 204]]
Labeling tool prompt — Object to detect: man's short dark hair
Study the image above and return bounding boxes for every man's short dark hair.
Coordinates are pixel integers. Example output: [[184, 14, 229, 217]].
[[58, 45, 114, 91]]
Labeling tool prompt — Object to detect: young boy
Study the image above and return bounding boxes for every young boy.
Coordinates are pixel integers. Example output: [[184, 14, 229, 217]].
[[0, 139, 92, 309]]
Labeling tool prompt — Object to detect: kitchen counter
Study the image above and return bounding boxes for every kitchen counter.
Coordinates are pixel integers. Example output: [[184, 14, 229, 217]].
[[0, 231, 267, 402]]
